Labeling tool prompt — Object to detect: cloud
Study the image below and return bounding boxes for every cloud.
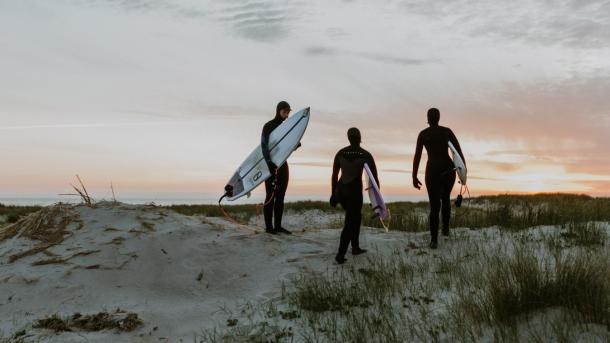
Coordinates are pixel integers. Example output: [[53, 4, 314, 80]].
[[290, 161, 331, 168], [474, 4, 610, 49], [215, 1, 294, 42], [451, 75, 610, 155], [305, 46, 337, 56], [564, 158, 610, 176], [0, 122, 178, 131], [357, 52, 431, 66], [68, 0, 210, 18], [305, 46, 433, 66], [381, 168, 411, 174], [486, 161, 522, 173], [399, 0, 610, 49], [66, 0, 294, 42], [570, 179, 610, 195]]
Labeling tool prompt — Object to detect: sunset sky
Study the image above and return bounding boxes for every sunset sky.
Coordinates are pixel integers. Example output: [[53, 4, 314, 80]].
[[1, 0, 609, 203]]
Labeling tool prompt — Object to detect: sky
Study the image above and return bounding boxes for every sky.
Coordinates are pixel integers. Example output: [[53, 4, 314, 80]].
[[1, 0, 609, 203]]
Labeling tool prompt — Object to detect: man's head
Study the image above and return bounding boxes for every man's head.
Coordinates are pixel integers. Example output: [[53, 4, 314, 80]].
[[276, 101, 291, 119], [427, 108, 440, 126], [347, 127, 361, 146]]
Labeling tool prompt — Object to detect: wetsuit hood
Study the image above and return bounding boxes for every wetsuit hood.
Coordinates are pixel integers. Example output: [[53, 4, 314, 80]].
[[275, 101, 291, 120], [347, 127, 361, 146], [427, 108, 440, 126]]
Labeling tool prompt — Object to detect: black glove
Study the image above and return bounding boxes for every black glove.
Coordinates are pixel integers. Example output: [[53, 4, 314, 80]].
[[329, 194, 338, 208], [455, 194, 463, 207]]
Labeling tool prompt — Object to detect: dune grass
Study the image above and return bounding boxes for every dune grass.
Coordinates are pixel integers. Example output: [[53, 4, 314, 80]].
[[199, 221, 610, 342], [454, 245, 610, 325], [166, 200, 339, 223], [560, 221, 607, 246], [289, 252, 415, 313], [0, 204, 42, 224], [362, 193, 610, 232], [4, 193, 608, 232], [167, 193, 610, 233]]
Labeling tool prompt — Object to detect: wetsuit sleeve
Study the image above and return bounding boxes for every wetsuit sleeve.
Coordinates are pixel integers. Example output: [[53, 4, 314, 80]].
[[331, 153, 340, 193], [448, 129, 466, 166], [261, 126, 272, 165], [368, 153, 380, 189], [412, 132, 423, 179]]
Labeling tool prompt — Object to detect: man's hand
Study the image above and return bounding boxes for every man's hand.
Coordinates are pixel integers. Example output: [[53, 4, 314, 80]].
[[329, 194, 338, 208], [267, 162, 278, 175], [413, 177, 422, 190]]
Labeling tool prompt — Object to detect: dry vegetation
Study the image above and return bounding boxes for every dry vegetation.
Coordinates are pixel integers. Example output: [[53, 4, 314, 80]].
[[33, 311, 143, 333], [2, 194, 609, 342], [200, 233, 610, 342], [0, 204, 83, 263], [197, 194, 610, 343]]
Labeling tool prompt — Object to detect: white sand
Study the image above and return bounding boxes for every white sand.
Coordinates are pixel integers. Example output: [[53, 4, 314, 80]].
[[0, 203, 418, 342], [2, 203, 608, 342]]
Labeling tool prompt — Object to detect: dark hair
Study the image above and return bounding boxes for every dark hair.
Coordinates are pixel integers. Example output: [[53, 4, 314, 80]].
[[276, 101, 291, 117], [347, 127, 361, 145], [427, 108, 440, 125]]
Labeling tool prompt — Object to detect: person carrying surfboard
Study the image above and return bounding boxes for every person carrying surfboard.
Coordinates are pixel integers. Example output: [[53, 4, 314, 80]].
[[330, 127, 379, 264], [412, 108, 466, 249], [261, 101, 294, 235]]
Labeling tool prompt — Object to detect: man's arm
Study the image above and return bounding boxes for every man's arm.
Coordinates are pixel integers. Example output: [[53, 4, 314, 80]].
[[448, 129, 466, 166], [368, 153, 380, 189], [261, 126, 275, 170], [331, 154, 340, 193], [412, 132, 423, 189]]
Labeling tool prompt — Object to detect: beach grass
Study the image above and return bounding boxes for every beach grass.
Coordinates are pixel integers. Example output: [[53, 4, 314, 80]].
[[165, 200, 339, 222], [362, 193, 610, 232], [198, 218, 610, 342], [4, 193, 608, 232], [0, 204, 42, 224]]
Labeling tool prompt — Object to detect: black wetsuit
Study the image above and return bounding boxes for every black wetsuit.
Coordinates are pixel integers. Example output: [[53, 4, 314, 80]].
[[413, 125, 465, 242], [332, 144, 379, 258], [261, 116, 289, 231]]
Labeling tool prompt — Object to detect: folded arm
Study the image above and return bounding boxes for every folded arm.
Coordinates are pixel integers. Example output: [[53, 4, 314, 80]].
[[261, 132, 272, 165]]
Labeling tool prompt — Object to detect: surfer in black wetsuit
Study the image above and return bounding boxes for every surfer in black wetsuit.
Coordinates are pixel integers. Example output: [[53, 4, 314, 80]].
[[261, 101, 293, 235], [412, 108, 466, 249], [330, 128, 379, 264]]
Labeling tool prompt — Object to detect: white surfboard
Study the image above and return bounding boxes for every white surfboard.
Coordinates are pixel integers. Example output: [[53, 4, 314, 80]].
[[448, 141, 467, 185], [364, 163, 389, 223], [224, 107, 310, 201]]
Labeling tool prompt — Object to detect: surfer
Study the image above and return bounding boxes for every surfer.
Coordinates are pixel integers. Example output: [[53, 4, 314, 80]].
[[412, 108, 466, 249], [261, 101, 293, 235], [330, 128, 379, 264]]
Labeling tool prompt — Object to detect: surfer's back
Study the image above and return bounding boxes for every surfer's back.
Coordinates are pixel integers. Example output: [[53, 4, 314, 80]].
[[417, 125, 455, 164], [334, 145, 376, 185]]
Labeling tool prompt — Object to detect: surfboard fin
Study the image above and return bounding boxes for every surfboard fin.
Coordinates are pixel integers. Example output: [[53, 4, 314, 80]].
[[246, 192, 252, 198]]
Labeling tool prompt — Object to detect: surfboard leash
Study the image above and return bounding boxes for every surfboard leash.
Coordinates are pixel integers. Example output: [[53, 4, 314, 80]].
[[453, 183, 472, 223], [255, 168, 279, 219], [218, 192, 250, 229], [217, 168, 280, 232]]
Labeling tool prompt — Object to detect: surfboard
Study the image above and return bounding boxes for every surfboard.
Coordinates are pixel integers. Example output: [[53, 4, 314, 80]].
[[448, 141, 467, 185], [224, 107, 310, 201], [364, 163, 389, 224]]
